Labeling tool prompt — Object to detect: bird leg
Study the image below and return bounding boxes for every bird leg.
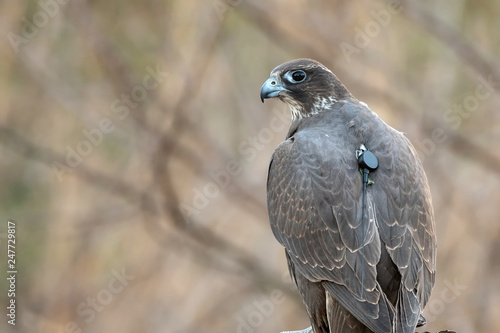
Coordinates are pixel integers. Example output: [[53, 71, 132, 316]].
[[281, 326, 313, 333]]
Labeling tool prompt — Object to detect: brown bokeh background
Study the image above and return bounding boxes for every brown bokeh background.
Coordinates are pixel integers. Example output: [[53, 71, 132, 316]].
[[1, 1, 499, 332]]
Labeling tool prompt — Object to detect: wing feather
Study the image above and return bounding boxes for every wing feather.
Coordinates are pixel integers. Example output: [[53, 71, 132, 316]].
[[267, 102, 436, 333], [267, 129, 393, 332]]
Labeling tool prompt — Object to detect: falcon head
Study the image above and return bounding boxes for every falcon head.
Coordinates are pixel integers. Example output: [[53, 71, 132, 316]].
[[260, 58, 352, 120]]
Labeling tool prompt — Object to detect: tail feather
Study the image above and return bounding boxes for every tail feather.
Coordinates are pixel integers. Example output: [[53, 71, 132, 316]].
[[394, 287, 420, 333], [323, 283, 394, 333], [326, 291, 374, 333]]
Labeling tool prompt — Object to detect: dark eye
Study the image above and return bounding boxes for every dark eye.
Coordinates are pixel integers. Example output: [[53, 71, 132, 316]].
[[290, 70, 306, 83]]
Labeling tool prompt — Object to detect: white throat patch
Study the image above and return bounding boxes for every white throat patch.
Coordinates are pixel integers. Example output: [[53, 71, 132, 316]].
[[286, 96, 338, 121], [289, 104, 303, 121], [313, 96, 337, 112]]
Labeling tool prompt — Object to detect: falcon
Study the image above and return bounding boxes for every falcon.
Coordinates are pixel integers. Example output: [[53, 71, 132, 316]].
[[260, 59, 436, 333]]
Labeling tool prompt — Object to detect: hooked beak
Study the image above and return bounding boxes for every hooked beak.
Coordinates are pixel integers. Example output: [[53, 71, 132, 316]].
[[260, 77, 290, 103]]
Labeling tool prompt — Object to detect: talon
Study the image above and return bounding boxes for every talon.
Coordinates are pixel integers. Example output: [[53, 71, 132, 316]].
[[417, 314, 427, 327]]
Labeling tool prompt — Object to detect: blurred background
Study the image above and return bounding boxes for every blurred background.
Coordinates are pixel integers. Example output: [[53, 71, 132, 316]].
[[0, 0, 499, 332]]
